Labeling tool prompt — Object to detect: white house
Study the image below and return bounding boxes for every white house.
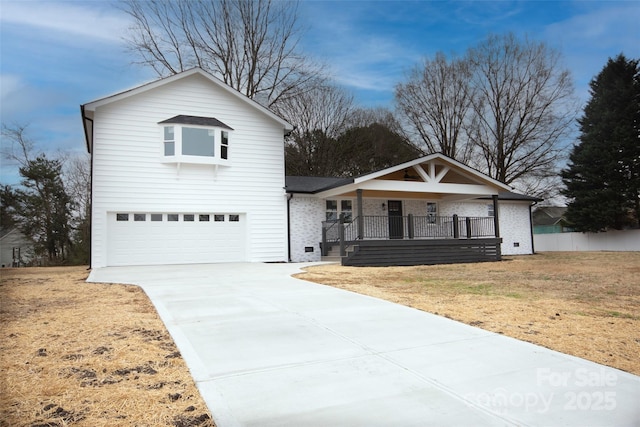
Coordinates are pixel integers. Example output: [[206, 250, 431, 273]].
[[82, 68, 539, 268], [82, 68, 293, 268]]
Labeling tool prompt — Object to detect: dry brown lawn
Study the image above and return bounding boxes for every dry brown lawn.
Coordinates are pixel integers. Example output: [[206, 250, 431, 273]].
[[1, 253, 638, 426], [0, 267, 214, 427], [295, 251, 640, 376]]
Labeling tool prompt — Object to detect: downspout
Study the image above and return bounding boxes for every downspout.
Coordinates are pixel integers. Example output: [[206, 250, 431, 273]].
[[81, 104, 94, 270], [529, 201, 537, 254], [286, 192, 293, 262]]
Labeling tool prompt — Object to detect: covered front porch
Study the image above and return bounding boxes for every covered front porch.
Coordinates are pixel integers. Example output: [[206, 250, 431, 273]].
[[286, 154, 524, 266], [313, 154, 512, 266], [320, 192, 502, 266]]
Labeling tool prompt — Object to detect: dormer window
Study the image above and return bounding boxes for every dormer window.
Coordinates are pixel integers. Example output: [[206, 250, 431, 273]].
[[159, 115, 233, 165]]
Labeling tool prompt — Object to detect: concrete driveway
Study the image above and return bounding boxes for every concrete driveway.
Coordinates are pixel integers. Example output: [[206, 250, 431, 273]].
[[88, 262, 639, 427]]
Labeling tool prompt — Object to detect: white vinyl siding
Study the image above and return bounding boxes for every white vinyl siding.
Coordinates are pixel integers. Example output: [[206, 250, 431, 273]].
[[90, 73, 287, 267]]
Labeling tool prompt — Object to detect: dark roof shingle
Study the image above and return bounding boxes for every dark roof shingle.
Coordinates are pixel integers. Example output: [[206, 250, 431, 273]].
[[285, 176, 353, 193], [158, 115, 234, 130]]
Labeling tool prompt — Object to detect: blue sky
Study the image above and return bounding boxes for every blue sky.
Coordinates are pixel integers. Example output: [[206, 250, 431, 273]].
[[1, 0, 639, 185]]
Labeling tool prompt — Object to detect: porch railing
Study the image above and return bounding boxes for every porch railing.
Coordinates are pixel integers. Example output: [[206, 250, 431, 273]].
[[322, 215, 496, 256]]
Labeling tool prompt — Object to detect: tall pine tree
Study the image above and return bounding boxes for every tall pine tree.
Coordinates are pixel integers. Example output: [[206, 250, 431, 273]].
[[15, 155, 73, 261], [562, 54, 640, 231]]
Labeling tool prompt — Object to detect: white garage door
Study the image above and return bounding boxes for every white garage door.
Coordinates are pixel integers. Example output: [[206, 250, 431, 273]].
[[107, 212, 247, 266]]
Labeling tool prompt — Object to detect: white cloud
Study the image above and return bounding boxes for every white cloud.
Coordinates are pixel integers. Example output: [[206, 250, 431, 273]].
[[543, 3, 640, 104], [545, 3, 639, 52], [0, 74, 24, 100], [0, 74, 41, 118], [300, 3, 419, 95], [0, 0, 128, 43], [0, 73, 71, 128]]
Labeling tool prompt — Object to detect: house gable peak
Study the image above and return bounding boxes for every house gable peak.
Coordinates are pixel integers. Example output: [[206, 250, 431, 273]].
[[81, 67, 292, 152]]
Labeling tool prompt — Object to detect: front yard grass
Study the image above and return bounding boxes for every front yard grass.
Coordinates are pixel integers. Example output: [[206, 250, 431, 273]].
[[296, 251, 640, 375], [0, 267, 214, 427], [1, 252, 638, 426]]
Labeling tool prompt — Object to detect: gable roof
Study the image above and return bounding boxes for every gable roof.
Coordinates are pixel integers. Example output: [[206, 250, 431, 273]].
[[351, 153, 511, 190], [285, 153, 542, 203], [81, 68, 293, 152]]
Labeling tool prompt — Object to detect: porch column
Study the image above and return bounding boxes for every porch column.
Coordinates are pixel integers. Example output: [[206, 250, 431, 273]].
[[357, 189, 364, 240], [492, 194, 500, 238]]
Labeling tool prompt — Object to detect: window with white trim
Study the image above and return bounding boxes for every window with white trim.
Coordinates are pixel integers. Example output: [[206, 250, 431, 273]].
[[326, 199, 353, 222], [159, 115, 233, 165], [487, 204, 495, 217], [164, 127, 175, 156], [221, 131, 229, 160], [426, 202, 438, 224]]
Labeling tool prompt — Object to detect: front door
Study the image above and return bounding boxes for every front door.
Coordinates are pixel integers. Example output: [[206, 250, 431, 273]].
[[388, 200, 403, 239]]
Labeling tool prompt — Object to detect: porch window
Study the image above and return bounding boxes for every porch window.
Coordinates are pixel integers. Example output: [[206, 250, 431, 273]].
[[326, 200, 338, 221], [487, 204, 494, 217], [341, 200, 353, 222], [427, 202, 438, 224], [326, 199, 353, 222]]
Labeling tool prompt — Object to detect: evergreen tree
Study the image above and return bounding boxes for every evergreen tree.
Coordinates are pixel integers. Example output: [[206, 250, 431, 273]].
[[0, 185, 18, 230], [562, 54, 640, 231], [14, 155, 73, 261]]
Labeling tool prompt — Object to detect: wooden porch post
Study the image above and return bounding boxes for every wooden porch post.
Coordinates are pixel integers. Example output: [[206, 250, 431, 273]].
[[492, 194, 500, 238], [453, 214, 459, 238], [407, 214, 415, 239], [321, 226, 328, 256], [339, 214, 346, 256], [356, 189, 364, 240]]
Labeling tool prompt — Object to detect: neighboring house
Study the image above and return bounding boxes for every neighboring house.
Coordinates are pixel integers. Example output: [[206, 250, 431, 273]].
[[532, 206, 573, 234], [0, 228, 34, 267], [82, 68, 540, 268]]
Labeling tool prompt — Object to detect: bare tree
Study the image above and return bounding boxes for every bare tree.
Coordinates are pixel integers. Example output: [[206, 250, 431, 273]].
[[276, 83, 355, 139], [64, 154, 91, 223], [63, 154, 91, 263], [122, 0, 324, 108], [1, 122, 34, 169], [466, 33, 578, 191], [395, 53, 475, 162], [278, 84, 356, 176], [348, 107, 413, 140]]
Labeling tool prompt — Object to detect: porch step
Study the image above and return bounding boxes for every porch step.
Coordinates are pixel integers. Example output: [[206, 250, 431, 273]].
[[320, 256, 343, 263], [323, 244, 354, 261]]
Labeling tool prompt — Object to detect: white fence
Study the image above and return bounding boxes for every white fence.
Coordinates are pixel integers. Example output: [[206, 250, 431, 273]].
[[534, 229, 640, 252]]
